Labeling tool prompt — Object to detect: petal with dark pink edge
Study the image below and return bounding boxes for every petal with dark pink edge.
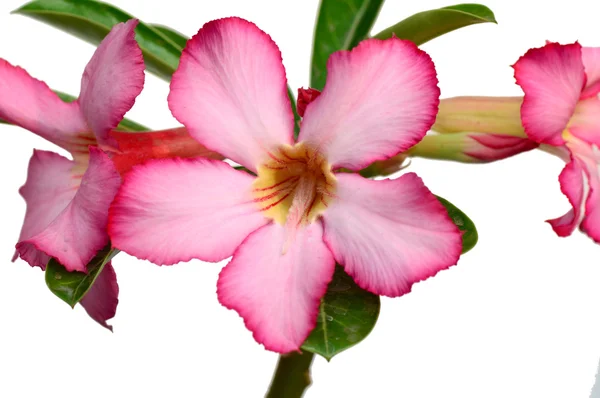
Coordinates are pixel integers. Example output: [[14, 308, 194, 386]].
[[298, 38, 439, 171], [321, 173, 462, 297], [579, 156, 600, 242], [14, 150, 79, 268], [80, 262, 119, 331], [79, 19, 144, 147], [513, 42, 585, 146], [567, 98, 600, 147], [0, 59, 88, 150], [581, 47, 600, 98], [109, 158, 268, 265], [168, 17, 294, 172], [18, 147, 121, 272], [217, 222, 335, 353], [547, 158, 587, 237]]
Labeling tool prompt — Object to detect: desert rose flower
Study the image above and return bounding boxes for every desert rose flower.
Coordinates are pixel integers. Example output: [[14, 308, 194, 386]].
[[0, 19, 145, 329], [513, 42, 600, 241], [109, 17, 462, 352]]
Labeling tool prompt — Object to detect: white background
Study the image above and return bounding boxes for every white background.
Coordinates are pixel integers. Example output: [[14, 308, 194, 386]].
[[1, 0, 600, 397]]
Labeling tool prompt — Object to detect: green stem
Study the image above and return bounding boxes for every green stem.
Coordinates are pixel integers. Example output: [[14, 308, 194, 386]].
[[265, 352, 315, 398]]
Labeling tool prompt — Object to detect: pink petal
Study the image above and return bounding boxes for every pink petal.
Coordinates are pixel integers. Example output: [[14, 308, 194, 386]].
[[80, 262, 119, 331], [14, 150, 79, 268], [17, 147, 121, 272], [110, 128, 224, 175], [546, 157, 587, 237], [169, 17, 294, 172], [108, 158, 268, 265], [567, 97, 600, 147], [217, 222, 335, 353], [298, 38, 439, 171], [581, 47, 600, 98], [574, 148, 600, 242], [321, 173, 462, 297], [0, 59, 88, 150], [79, 19, 145, 147], [513, 42, 585, 145], [581, 168, 600, 242]]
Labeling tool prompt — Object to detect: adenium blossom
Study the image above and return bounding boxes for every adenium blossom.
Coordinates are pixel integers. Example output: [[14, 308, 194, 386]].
[[513, 41, 600, 241], [108, 17, 462, 352], [0, 19, 144, 329]]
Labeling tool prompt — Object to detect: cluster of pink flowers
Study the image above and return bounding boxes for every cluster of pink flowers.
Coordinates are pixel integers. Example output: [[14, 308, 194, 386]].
[[2, 15, 598, 353]]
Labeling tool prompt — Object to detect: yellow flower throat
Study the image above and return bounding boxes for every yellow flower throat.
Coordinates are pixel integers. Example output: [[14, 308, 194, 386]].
[[253, 142, 337, 225]]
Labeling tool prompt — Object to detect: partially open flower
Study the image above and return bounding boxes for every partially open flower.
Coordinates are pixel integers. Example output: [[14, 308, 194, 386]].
[[109, 17, 462, 352], [0, 20, 148, 328], [513, 41, 600, 241]]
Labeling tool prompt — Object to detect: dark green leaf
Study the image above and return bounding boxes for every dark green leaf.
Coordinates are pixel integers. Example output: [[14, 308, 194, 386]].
[[302, 265, 380, 360], [45, 246, 119, 307], [310, 0, 384, 90], [373, 3, 497, 45], [149, 24, 188, 50], [287, 87, 301, 138], [436, 195, 478, 254], [0, 90, 148, 131], [14, 0, 182, 81]]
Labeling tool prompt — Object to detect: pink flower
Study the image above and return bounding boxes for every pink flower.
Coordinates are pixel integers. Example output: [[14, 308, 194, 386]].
[[108, 17, 462, 352], [0, 20, 145, 329], [513, 42, 600, 241]]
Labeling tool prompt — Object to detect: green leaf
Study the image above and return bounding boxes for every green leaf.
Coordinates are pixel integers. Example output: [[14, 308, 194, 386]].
[[0, 90, 148, 131], [149, 24, 188, 49], [373, 3, 497, 46], [45, 246, 119, 307], [302, 265, 380, 360], [310, 0, 385, 90], [287, 86, 301, 138], [14, 0, 182, 81], [436, 195, 478, 254]]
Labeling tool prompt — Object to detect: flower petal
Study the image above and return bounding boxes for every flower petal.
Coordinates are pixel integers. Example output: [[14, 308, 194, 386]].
[[168, 17, 294, 171], [321, 173, 462, 297], [14, 150, 79, 268], [581, 169, 600, 242], [108, 158, 268, 265], [546, 157, 587, 237], [581, 47, 600, 98], [17, 147, 121, 272], [567, 97, 600, 147], [80, 262, 119, 331], [298, 38, 439, 171], [0, 59, 88, 150], [217, 222, 335, 353], [78, 19, 145, 147], [513, 42, 585, 145]]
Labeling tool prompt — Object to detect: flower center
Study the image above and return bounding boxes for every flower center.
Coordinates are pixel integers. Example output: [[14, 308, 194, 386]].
[[253, 142, 336, 225]]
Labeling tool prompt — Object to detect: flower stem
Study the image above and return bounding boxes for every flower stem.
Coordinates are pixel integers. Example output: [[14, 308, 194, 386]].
[[265, 352, 315, 398]]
